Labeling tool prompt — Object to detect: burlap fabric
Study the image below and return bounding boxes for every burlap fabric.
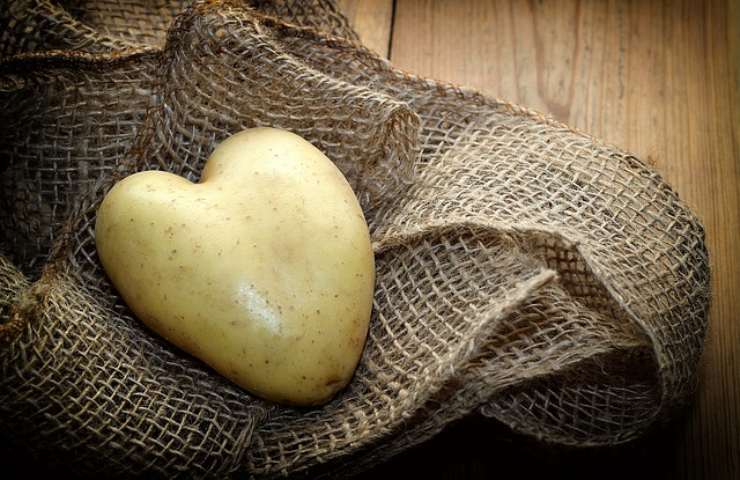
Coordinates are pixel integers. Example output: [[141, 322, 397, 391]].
[[0, 0, 711, 477]]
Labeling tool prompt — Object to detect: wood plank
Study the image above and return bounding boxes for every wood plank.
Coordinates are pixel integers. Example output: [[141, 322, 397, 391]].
[[336, 0, 394, 58], [386, 0, 740, 478]]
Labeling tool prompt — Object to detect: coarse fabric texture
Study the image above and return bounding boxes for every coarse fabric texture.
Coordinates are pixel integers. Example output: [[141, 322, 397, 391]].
[[0, 0, 710, 478]]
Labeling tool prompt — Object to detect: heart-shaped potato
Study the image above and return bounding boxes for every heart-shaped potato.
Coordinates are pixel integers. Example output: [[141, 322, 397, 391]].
[[95, 128, 375, 406]]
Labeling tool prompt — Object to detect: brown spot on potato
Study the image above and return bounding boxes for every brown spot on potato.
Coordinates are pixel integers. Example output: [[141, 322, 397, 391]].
[[325, 377, 342, 387]]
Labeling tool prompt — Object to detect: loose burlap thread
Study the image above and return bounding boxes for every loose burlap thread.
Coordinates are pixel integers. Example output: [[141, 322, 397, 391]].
[[0, 0, 710, 478]]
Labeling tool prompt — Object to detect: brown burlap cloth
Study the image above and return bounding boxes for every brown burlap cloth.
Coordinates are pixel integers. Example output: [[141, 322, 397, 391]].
[[0, 0, 711, 478]]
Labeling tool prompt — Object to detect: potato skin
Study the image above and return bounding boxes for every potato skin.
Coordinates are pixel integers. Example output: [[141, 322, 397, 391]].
[[95, 128, 375, 406]]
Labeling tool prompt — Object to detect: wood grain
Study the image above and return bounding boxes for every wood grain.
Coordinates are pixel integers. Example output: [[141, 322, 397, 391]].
[[336, 0, 393, 56], [342, 0, 739, 478]]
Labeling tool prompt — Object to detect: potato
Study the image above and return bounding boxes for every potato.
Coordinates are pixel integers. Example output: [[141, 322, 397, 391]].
[[95, 128, 375, 406]]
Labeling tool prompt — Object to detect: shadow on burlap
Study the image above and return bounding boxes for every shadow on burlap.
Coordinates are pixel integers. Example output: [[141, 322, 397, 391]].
[[0, 1, 710, 477]]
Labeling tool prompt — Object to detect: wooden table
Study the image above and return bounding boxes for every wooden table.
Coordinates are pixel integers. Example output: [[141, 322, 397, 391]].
[[339, 1, 740, 479]]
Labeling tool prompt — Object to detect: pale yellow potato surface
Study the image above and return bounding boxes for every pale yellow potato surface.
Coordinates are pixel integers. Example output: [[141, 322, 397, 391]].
[[95, 128, 375, 405]]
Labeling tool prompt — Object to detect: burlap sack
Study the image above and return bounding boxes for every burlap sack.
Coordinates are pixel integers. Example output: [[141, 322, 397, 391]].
[[0, 1, 711, 477]]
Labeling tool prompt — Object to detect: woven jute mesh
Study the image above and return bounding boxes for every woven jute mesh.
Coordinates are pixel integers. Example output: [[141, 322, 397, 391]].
[[0, 0, 710, 477]]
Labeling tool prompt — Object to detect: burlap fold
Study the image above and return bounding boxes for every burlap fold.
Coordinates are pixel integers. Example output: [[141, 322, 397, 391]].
[[0, 1, 710, 478]]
